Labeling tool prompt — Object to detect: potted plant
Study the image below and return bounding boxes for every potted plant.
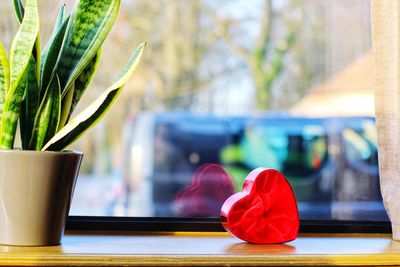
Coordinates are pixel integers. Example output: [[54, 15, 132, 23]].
[[0, 0, 145, 246]]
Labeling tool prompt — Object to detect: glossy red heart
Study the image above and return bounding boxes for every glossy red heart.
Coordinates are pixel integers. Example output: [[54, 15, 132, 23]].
[[221, 168, 299, 244]]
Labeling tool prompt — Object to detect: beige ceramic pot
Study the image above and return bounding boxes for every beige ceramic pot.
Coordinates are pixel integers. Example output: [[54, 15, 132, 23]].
[[0, 150, 83, 246]]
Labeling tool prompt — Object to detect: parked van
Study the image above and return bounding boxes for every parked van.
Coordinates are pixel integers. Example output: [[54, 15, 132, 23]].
[[124, 112, 383, 220]]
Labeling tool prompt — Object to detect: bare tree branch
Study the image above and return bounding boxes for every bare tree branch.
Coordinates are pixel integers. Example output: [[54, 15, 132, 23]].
[[255, 0, 272, 60]]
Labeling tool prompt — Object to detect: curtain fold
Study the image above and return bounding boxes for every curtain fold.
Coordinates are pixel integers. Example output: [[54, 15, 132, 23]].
[[372, 0, 400, 240]]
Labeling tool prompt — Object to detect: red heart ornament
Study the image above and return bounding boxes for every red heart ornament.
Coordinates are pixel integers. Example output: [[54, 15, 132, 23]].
[[221, 168, 299, 244]]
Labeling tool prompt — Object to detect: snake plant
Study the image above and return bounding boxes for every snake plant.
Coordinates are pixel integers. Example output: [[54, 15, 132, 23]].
[[0, 0, 145, 151]]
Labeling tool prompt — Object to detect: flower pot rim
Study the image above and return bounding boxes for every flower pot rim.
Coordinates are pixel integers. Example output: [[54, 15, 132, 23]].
[[0, 149, 83, 155]]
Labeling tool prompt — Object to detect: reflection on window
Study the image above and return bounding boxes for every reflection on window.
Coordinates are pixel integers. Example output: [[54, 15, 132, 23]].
[[113, 114, 385, 221], [0, 0, 383, 221], [343, 121, 378, 166]]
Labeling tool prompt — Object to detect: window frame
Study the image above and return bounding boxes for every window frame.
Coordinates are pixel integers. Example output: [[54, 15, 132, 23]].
[[66, 216, 391, 233]]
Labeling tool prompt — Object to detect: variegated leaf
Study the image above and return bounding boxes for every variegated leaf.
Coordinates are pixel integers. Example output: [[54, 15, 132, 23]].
[[13, 0, 40, 76], [0, 71, 27, 149], [0, 0, 39, 149], [59, 48, 102, 129], [30, 75, 61, 150], [40, 5, 67, 88], [59, 82, 75, 131], [12, 0, 24, 23], [20, 56, 39, 149], [54, 0, 120, 97], [42, 43, 145, 151], [40, 18, 69, 95], [0, 42, 10, 117], [8, 0, 39, 89], [53, 4, 66, 36]]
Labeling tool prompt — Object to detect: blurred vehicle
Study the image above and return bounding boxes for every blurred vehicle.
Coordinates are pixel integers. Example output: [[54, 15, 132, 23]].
[[124, 112, 384, 220]]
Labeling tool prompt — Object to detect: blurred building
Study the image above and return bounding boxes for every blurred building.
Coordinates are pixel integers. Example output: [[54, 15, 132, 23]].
[[291, 51, 374, 116]]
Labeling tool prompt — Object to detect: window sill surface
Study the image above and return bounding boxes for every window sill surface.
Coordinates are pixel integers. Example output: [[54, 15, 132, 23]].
[[0, 231, 399, 266]]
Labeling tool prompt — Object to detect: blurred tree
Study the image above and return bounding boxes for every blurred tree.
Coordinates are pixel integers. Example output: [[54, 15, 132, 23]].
[[209, 0, 299, 109], [108, 0, 226, 110], [271, 0, 326, 109]]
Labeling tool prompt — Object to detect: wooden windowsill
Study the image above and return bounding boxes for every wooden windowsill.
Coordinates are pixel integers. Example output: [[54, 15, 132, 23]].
[[0, 231, 399, 266]]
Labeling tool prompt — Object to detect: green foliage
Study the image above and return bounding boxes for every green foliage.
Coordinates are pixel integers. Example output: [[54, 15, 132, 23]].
[[0, 0, 145, 151]]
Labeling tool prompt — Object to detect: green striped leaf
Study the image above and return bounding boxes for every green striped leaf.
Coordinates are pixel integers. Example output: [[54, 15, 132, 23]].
[[12, 0, 24, 23], [0, 42, 10, 117], [54, 0, 120, 97], [30, 75, 61, 150], [13, 0, 40, 76], [40, 18, 69, 95], [20, 56, 39, 149], [53, 4, 66, 36], [8, 0, 39, 89], [42, 42, 145, 151], [40, 5, 67, 88], [59, 82, 75, 132], [34, 36, 41, 80], [0, 71, 27, 149], [0, 0, 39, 149], [72, 49, 102, 111], [59, 48, 102, 129]]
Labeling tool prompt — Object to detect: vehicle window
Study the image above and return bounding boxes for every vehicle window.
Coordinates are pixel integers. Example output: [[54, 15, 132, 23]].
[[343, 120, 378, 166], [0, 0, 385, 224]]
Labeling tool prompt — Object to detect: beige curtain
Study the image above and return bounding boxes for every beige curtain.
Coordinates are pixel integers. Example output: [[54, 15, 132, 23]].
[[372, 0, 400, 240]]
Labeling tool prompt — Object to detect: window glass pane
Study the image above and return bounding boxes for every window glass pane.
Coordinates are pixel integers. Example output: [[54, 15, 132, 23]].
[[0, 0, 386, 222]]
